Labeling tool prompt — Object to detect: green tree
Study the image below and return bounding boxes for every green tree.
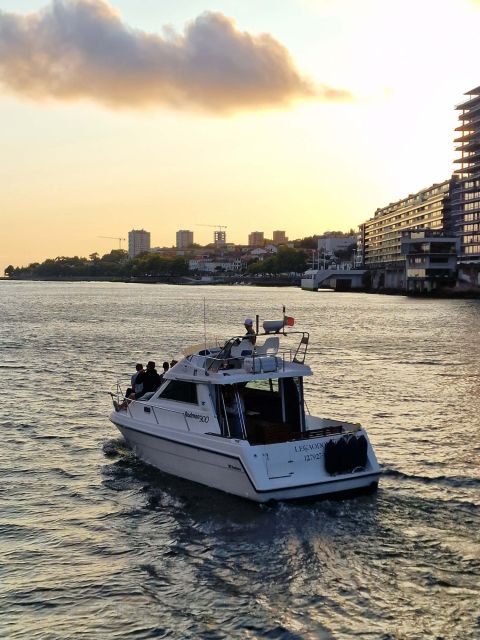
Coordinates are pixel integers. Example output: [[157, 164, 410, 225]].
[[276, 247, 308, 273], [260, 256, 279, 275], [294, 236, 318, 249], [131, 253, 188, 277], [170, 257, 189, 276], [246, 260, 262, 275], [100, 249, 128, 263]]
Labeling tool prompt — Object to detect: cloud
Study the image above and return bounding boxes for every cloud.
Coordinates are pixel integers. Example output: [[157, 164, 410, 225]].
[[0, 0, 350, 113]]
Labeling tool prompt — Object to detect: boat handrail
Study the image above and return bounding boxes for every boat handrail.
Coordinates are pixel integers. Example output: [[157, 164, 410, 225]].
[[189, 349, 295, 373], [199, 330, 309, 372]]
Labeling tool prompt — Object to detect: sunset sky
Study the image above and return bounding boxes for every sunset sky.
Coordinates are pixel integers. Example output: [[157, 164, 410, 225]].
[[1, 0, 480, 267]]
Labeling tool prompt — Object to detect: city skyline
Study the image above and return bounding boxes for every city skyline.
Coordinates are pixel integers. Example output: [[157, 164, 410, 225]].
[[2, 0, 480, 267]]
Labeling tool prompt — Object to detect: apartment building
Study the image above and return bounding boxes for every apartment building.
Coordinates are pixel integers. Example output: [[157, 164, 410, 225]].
[[272, 230, 288, 244], [188, 258, 244, 272], [128, 229, 151, 258], [176, 230, 194, 249], [400, 229, 459, 293], [318, 235, 356, 255], [248, 231, 264, 247], [362, 180, 454, 268]]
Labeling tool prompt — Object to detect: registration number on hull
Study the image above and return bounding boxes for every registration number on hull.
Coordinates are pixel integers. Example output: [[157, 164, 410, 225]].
[[294, 441, 325, 463]]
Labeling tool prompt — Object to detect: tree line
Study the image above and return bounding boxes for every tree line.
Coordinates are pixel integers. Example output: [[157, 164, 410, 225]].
[[4, 246, 309, 279], [4, 250, 189, 279], [246, 247, 307, 275]]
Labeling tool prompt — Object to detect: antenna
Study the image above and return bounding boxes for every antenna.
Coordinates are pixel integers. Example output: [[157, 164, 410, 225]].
[[203, 297, 207, 355]]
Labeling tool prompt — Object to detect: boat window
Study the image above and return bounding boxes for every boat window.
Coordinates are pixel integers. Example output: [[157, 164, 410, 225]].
[[244, 378, 279, 394], [159, 380, 198, 404]]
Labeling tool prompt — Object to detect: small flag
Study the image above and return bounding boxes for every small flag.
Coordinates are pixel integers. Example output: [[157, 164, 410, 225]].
[[284, 316, 295, 327]]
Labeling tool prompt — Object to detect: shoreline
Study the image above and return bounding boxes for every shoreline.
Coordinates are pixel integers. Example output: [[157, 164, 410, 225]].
[[2, 275, 479, 298]]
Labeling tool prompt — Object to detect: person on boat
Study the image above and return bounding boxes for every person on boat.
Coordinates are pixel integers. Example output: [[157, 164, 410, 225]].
[[244, 318, 256, 345], [134, 361, 162, 399], [159, 361, 169, 384], [219, 321, 255, 368], [130, 363, 144, 398], [116, 363, 144, 410]]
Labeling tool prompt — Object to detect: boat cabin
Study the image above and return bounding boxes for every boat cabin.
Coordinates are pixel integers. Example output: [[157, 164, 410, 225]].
[[125, 327, 316, 445], [144, 370, 308, 445]]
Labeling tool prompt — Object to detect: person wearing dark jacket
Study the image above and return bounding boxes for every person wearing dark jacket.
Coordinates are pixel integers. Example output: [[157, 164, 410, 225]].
[[134, 361, 162, 399]]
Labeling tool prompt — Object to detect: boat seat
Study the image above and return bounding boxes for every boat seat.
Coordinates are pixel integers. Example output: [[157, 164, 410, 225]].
[[255, 336, 280, 356], [230, 339, 254, 358]]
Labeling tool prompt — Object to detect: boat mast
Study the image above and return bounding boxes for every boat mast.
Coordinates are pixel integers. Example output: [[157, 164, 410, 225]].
[[203, 297, 207, 355]]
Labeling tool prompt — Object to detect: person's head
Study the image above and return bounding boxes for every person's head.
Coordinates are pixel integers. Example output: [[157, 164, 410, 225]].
[[162, 361, 169, 372], [170, 359, 178, 368], [135, 363, 143, 372], [147, 361, 155, 370], [244, 318, 253, 328]]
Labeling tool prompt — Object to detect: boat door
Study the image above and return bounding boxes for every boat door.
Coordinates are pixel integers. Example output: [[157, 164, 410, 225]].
[[280, 377, 305, 431], [264, 444, 294, 479]]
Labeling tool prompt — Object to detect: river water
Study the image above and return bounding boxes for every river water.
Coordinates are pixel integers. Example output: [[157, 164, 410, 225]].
[[1, 281, 479, 640]]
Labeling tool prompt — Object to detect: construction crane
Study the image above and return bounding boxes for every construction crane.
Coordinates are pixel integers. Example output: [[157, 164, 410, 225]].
[[196, 224, 227, 246], [98, 236, 126, 250], [196, 224, 227, 230]]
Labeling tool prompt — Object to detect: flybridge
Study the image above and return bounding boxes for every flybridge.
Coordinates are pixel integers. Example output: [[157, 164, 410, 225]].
[[169, 311, 308, 380], [203, 321, 309, 374]]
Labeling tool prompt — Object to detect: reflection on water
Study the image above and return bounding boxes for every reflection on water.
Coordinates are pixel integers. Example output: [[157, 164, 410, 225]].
[[1, 282, 479, 639]]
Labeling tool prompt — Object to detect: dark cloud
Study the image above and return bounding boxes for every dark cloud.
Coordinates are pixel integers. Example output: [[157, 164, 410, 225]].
[[0, 0, 351, 112]]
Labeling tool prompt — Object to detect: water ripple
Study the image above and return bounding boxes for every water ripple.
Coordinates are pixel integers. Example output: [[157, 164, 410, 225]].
[[1, 283, 479, 640]]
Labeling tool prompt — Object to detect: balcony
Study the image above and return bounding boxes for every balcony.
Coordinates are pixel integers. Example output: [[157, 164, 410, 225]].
[[455, 139, 480, 152], [453, 158, 480, 167], [456, 93, 480, 110], [454, 132, 478, 143], [455, 123, 477, 131], [454, 165, 480, 174]]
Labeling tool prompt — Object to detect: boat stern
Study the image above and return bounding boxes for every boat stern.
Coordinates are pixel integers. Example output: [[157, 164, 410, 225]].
[[239, 428, 381, 501]]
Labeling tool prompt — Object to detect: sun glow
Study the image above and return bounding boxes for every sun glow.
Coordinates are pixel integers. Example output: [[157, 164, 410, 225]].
[[1, 0, 480, 267]]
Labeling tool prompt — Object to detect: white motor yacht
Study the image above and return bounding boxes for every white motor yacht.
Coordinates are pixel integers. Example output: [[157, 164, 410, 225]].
[[109, 317, 381, 502]]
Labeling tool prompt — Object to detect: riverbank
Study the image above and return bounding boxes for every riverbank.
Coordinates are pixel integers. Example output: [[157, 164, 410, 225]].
[[3, 275, 479, 297], [2, 274, 301, 287]]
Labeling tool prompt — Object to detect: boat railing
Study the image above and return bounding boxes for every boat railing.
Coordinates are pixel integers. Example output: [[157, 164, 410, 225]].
[[110, 380, 190, 431], [193, 330, 309, 373], [110, 380, 125, 404]]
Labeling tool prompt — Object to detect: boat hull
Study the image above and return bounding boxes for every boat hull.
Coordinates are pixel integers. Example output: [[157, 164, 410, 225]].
[[111, 416, 381, 503]]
